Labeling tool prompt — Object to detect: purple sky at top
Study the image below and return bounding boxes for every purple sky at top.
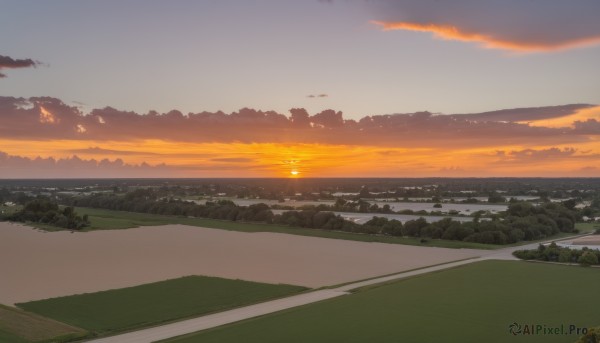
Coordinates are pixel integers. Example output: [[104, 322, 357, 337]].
[[1, 0, 599, 119]]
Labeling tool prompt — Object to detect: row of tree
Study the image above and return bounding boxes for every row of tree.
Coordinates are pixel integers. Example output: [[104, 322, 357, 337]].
[[513, 242, 600, 266], [61, 189, 581, 245]]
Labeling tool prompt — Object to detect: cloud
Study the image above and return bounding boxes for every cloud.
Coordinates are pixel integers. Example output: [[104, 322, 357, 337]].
[[307, 94, 328, 98], [0, 55, 41, 78], [452, 104, 593, 122], [66, 147, 160, 156], [368, 0, 600, 52], [573, 119, 600, 134], [493, 147, 600, 163], [0, 151, 171, 178], [0, 97, 598, 149]]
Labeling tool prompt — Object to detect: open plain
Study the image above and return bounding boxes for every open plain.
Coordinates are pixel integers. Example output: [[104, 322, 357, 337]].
[[0, 221, 486, 305]]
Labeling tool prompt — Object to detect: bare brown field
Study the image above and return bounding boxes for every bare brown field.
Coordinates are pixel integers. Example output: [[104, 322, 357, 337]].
[[0, 222, 487, 305]]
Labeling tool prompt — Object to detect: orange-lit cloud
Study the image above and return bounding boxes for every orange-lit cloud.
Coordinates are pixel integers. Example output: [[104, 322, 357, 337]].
[[365, 1, 600, 53], [372, 21, 600, 53], [39, 106, 58, 124], [524, 106, 600, 128]]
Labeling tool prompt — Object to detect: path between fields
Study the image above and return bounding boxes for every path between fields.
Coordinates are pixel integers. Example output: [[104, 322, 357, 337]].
[[85, 237, 581, 343]]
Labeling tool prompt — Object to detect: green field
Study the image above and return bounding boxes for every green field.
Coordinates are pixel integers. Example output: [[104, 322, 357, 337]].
[[0, 304, 86, 343], [164, 261, 600, 343], [17, 276, 307, 335]]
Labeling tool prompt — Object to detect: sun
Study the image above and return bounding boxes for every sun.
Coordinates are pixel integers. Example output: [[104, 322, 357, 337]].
[[290, 170, 299, 176]]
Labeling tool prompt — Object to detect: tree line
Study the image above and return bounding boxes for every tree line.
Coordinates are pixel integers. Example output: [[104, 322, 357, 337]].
[[57, 189, 581, 245]]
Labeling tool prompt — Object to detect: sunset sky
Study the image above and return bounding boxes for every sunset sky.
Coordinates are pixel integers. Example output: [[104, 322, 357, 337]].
[[1, 0, 599, 178]]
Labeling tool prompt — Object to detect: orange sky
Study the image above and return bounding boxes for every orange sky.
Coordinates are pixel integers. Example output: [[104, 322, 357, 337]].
[[0, 100, 598, 178], [1, 139, 598, 178]]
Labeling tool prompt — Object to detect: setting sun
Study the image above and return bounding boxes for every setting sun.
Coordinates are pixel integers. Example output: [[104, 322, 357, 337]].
[[290, 170, 300, 176]]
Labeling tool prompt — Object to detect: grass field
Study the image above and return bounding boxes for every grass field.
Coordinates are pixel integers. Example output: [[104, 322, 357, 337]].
[[0, 304, 86, 343], [63, 207, 501, 249], [164, 261, 600, 343], [575, 222, 600, 233], [16, 276, 307, 335]]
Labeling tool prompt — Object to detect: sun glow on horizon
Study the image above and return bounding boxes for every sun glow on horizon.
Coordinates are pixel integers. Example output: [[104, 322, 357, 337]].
[[0, 138, 598, 177]]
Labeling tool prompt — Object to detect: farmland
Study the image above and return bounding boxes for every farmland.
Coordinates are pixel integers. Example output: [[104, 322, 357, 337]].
[[0, 221, 484, 304], [164, 260, 600, 343], [17, 276, 306, 336]]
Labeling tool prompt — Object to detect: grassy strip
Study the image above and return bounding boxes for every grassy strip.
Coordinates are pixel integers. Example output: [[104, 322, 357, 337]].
[[73, 207, 500, 249], [17, 276, 307, 336], [163, 260, 600, 343], [25, 207, 593, 250], [0, 304, 86, 343]]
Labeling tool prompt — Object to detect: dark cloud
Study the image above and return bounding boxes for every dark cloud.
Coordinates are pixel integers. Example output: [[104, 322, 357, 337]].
[[0, 55, 41, 78], [368, 0, 600, 52], [0, 151, 170, 178], [573, 119, 600, 134], [0, 97, 598, 148]]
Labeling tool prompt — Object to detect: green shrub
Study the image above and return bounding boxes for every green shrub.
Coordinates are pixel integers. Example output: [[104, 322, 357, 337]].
[[578, 251, 599, 266]]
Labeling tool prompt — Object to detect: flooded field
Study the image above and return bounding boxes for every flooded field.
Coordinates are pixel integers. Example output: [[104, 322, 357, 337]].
[[0, 222, 486, 305], [191, 198, 507, 214], [270, 210, 476, 224]]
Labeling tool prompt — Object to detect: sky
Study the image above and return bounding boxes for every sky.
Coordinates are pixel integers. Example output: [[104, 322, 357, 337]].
[[1, 0, 599, 178]]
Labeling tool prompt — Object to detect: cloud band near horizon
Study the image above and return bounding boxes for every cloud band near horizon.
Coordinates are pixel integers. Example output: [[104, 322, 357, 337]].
[[0, 96, 599, 177]]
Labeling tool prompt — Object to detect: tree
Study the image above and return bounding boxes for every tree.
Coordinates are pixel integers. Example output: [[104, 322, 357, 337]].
[[578, 251, 599, 266], [562, 198, 577, 210], [558, 249, 572, 263], [488, 193, 506, 203]]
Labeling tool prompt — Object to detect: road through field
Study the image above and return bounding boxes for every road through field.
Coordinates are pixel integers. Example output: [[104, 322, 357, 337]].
[[86, 236, 580, 343], [88, 257, 504, 343]]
